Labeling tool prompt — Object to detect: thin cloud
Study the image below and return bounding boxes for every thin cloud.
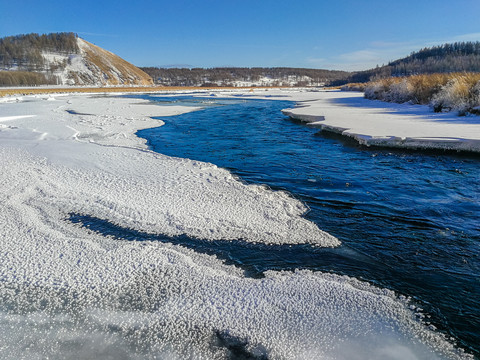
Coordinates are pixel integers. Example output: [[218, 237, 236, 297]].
[[339, 50, 380, 63], [449, 32, 480, 42], [368, 40, 411, 49], [326, 48, 404, 71], [313, 33, 480, 71], [76, 32, 119, 38], [307, 40, 424, 71], [306, 57, 326, 65], [156, 64, 194, 69]]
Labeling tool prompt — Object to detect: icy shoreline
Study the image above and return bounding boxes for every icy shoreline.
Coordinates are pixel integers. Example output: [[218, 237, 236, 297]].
[[0, 93, 337, 246], [0, 90, 472, 359], [280, 90, 480, 153]]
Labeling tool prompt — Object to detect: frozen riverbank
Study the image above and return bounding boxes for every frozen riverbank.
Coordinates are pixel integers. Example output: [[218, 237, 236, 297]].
[[0, 91, 472, 359], [280, 90, 480, 153], [0, 93, 335, 246]]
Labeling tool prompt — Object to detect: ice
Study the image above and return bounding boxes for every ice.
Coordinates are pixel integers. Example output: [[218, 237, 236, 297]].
[[280, 90, 480, 153], [0, 91, 471, 359], [0, 115, 35, 122], [0, 94, 336, 246], [0, 235, 468, 358]]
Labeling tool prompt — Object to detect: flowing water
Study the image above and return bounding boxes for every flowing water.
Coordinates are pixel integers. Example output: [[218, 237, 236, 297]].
[[91, 94, 479, 357]]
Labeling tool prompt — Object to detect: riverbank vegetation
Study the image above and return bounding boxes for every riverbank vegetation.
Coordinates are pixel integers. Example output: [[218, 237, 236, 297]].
[[343, 73, 480, 115], [0, 85, 276, 97], [0, 71, 58, 86]]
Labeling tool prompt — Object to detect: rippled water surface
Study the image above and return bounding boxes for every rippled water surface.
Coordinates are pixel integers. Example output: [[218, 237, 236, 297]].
[[130, 94, 479, 357]]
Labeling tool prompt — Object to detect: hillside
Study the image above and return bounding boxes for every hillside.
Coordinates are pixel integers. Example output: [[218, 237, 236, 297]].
[[0, 32, 153, 86], [342, 41, 480, 84], [141, 67, 350, 87]]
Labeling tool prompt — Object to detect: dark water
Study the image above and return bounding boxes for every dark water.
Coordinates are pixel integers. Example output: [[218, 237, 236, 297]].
[[95, 94, 480, 357]]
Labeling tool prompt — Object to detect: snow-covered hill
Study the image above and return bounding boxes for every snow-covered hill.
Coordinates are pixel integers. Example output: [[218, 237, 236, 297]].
[[41, 38, 153, 86], [0, 33, 153, 86]]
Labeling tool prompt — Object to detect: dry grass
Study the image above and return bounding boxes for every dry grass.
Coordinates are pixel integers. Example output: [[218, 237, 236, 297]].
[[340, 83, 367, 92], [363, 73, 480, 114], [0, 71, 54, 87], [406, 74, 450, 103], [365, 74, 453, 103], [0, 86, 287, 98], [81, 39, 153, 86]]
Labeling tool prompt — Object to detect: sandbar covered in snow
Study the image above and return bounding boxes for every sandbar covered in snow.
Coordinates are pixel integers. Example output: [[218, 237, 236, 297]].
[[0, 91, 470, 359]]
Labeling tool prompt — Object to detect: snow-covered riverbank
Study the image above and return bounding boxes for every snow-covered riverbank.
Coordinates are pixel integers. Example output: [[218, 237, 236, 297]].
[[0, 91, 471, 359], [0, 93, 335, 245], [280, 90, 480, 153]]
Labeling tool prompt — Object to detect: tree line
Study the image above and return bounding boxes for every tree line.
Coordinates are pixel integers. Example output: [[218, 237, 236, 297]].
[[337, 41, 480, 84], [0, 71, 58, 86], [140, 67, 350, 87], [0, 32, 79, 71]]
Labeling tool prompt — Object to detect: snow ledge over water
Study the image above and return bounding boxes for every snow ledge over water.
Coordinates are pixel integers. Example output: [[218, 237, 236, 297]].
[[281, 90, 480, 153]]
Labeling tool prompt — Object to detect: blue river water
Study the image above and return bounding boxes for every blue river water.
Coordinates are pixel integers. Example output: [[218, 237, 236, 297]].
[[102, 94, 480, 357]]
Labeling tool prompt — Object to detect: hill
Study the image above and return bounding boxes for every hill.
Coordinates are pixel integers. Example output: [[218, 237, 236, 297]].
[[140, 66, 350, 87], [341, 41, 480, 84], [0, 32, 153, 86]]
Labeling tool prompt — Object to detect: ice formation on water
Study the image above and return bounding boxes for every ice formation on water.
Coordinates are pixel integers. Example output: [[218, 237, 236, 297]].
[[279, 90, 480, 153], [0, 92, 472, 359]]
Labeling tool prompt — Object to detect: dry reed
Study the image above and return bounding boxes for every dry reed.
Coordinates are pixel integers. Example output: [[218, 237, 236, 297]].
[[363, 73, 480, 114]]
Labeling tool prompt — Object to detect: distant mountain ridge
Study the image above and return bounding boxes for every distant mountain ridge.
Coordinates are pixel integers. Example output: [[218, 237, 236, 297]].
[[0, 32, 153, 86]]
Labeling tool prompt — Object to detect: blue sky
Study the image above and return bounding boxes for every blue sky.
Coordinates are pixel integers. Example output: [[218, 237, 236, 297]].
[[1, 0, 480, 71]]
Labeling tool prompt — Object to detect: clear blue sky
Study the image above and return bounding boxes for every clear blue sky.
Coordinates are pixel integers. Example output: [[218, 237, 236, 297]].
[[1, 0, 480, 71]]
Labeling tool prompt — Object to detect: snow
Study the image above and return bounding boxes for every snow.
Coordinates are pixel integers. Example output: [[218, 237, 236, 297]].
[[280, 90, 480, 153], [227, 75, 324, 88], [39, 50, 94, 85], [0, 90, 471, 359], [0, 94, 334, 245], [42, 52, 69, 65], [35, 38, 151, 86], [0, 115, 35, 122]]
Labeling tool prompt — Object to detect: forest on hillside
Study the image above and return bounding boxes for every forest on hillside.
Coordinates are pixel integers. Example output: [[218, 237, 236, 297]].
[[0, 32, 79, 86], [340, 41, 480, 84], [0, 32, 78, 71], [141, 67, 350, 87]]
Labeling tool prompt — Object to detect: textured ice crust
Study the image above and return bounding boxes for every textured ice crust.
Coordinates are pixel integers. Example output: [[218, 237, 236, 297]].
[[0, 93, 471, 359], [0, 228, 470, 359], [0, 94, 337, 246]]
